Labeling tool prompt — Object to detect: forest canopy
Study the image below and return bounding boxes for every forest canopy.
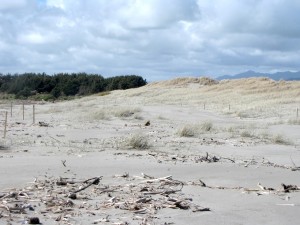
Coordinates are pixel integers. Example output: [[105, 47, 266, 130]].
[[0, 73, 147, 100]]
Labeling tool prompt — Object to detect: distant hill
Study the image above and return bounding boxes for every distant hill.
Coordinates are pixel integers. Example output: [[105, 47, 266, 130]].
[[217, 70, 300, 81]]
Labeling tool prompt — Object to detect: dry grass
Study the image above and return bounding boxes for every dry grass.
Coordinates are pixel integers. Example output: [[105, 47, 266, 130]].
[[240, 130, 254, 138], [113, 107, 141, 118], [177, 121, 213, 137], [97, 91, 111, 96], [35, 76, 300, 123], [272, 134, 292, 145], [288, 118, 300, 125], [91, 111, 110, 120], [226, 124, 293, 145], [148, 77, 218, 88], [81, 106, 141, 121], [125, 134, 150, 149], [113, 77, 300, 119], [177, 124, 198, 137]]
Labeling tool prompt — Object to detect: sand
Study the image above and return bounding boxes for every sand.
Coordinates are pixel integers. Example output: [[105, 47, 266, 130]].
[[0, 78, 300, 224]]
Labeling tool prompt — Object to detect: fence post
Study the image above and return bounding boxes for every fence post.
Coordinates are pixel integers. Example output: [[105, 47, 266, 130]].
[[22, 102, 25, 120], [10, 102, 12, 117], [33, 104, 35, 124], [4, 111, 8, 138]]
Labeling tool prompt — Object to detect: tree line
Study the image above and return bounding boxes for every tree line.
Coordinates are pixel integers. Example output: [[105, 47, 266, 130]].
[[0, 73, 147, 100]]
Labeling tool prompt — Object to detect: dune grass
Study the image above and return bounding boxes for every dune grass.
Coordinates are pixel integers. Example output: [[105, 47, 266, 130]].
[[177, 121, 214, 137], [125, 134, 150, 149]]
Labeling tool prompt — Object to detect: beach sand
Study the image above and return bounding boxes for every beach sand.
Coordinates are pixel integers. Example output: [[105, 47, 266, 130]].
[[0, 77, 300, 224]]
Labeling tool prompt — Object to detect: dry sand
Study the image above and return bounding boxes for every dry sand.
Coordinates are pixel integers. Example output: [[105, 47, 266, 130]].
[[0, 77, 300, 225]]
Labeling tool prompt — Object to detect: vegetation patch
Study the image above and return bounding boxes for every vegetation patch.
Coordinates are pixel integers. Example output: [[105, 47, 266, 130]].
[[288, 118, 300, 125], [125, 134, 150, 149], [91, 111, 110, 120], [113, 107, 141, 118], [272, 134, 292, 145], [240, 130, 254, 138], [177, 124, 198, 137], [177, 121, 214, 137], [97, 91, 111, 97], [0, 73, 147, 100]]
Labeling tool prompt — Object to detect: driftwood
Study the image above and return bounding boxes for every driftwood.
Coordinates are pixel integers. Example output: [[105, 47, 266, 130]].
[[147, 152, 297, 173], [71, 176, 101, 194], [192, 179, 300, 196], [3, 172, 295, 223], [38, 121, 50, 127], [148, 152, 236, 164], [281, 183, 300, 192], [0, 173, 210, 224]]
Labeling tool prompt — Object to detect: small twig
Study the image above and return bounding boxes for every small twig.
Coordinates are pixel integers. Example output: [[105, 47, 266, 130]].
[[72, 177, 102, 194], [61, 160, 66, 167], [220, 157, 235, 163], [50, 136, 61, 143], [199, 179, 206, 187]]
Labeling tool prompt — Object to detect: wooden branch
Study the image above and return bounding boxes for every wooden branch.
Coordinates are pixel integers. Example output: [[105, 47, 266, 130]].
[[71, 177, 102, 194]]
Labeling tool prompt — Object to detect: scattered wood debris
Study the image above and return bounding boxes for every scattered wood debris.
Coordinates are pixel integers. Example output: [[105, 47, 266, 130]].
[[38, 121, 50, 127], [147, 152, 235, 164], [243, 158, 300, 171], [188, 179, 300, 196], [146, 152, 298, 172], [0, 173, 210, 224]]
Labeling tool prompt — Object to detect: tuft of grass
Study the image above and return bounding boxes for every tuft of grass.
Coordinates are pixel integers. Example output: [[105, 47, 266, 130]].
[[91, 111, 110, 120], [288, 118, 300, 125], [259, 132, 271, 140], [177, 125, 197, 137], [240, 130, 253, 138], [134, 114, 144, 120], [177, 121, 214, 137], [200, 121, 213, 132], [125, 134, 150, 149], [97, 91, 111, 96], [0, 93, 15, 100], [113, 107, 141, 118], [272, 134, 292, 145], [236, 111, 249, 118], [29, 93, 55, 101], [0, 144, 9, 151]]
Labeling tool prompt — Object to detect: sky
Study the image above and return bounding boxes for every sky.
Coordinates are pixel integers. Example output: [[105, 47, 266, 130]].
[[0, 0, 300, 81]]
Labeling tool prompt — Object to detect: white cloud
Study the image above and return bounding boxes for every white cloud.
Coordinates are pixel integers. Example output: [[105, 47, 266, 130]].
[[18, 31, 60, 44], [46, 0, 65, 9], [0, 0, 299, 80], [118, 0, 199, 29]]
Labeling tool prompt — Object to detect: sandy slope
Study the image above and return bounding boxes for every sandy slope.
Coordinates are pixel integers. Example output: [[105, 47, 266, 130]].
[[0, 77, 300, 225]]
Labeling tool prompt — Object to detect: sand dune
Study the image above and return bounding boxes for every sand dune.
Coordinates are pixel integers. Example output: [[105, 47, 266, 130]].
[[0, 77, 299, 225]]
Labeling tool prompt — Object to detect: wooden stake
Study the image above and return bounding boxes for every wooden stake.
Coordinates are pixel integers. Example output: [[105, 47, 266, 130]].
[[22, 102, 25, 120], [229, 104, 231, 111], [4, 111, 8, 139], [10, 102, 12, 117], [33, 105, 35, 124], [204, 103, 206, 110], [297, 108, 299, 118]]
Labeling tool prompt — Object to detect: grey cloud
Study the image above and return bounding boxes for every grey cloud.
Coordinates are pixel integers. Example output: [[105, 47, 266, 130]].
[[0, 0, 299, 80], [0, 0, 27, 10]]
